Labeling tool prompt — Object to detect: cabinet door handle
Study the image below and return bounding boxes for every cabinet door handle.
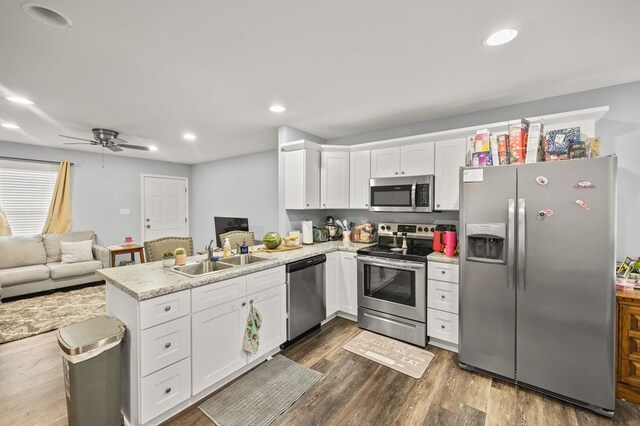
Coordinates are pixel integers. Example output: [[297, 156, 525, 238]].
[[165, 387, 172, 394], [401, 171, 405, 174], [146, 224, 151, 229], [437, 203, 440, 208], [441, 295, 446, 299], [165, 342, 171, 349], [164, 305, 171, 312], [440, 325, 445, 329], [394, 171, 399, 175], [306, 203, 310, 207], [323, 204, 326, 207], [441, 270, 446, 274], [250, 299, 254, 304], [241, 302, 246, 307], [365, 203, 368, 206]]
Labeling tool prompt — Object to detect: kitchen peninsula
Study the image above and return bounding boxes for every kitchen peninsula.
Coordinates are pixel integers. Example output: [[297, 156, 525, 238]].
[[98, 241, 372, 426]]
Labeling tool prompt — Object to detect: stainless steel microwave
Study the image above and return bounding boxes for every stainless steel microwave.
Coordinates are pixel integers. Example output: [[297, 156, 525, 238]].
[[369, 175, 434, 212]]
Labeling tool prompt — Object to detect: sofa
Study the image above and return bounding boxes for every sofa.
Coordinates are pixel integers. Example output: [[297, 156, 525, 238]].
[[0, 231, 110, 300]]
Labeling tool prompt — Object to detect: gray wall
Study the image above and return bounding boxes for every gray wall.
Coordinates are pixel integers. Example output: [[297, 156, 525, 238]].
[[327, 81, 640, 259], [0, 140, 191, 246], [190, 150, 279, 251]]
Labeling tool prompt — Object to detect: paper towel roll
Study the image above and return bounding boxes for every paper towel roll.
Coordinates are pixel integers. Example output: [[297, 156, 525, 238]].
[[301, 221, 313, 245]]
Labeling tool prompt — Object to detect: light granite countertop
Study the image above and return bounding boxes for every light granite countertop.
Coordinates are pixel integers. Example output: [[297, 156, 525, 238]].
[[427, 251, 459, 265], [98, 241, 373, 301]]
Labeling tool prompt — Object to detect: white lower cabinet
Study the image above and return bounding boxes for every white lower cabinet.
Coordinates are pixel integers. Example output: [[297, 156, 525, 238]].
[[191, 278, 287, 395], [338, 252, 358, 316], [191, 298, 248, 395], [427, 261, 460, 352], [325, 252, 340, 317], [140, 357, 191, 424]]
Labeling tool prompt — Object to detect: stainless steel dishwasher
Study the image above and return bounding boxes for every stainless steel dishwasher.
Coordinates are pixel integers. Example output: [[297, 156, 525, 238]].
[[286, 254, 326, 341]]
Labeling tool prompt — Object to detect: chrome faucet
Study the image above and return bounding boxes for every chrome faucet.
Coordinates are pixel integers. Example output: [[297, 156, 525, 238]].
[[206, 239, 215, 259]]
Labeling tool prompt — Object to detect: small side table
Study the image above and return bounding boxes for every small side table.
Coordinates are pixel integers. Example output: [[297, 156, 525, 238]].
[[110, 244, 145, 267]]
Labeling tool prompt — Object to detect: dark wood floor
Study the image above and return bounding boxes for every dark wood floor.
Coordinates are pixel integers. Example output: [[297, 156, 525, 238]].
[[1, 317, 638, 426], [166, 317, 640, 426]]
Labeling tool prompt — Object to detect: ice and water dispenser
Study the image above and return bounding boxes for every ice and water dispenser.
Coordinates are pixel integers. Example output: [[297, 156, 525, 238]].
[[465, 223, 506, 264]]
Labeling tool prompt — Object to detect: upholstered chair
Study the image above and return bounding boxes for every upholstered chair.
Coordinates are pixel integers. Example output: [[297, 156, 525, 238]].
[[143, 236, 194, 262], [218, 231, 255, 251]]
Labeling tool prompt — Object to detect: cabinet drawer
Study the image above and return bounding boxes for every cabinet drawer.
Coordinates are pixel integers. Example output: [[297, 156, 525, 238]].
[[140, 357, 191, 424], [427, 308, 459, 344], [428, 262, 459, 283], [140, 290, 190, 330], [192, 276, 247, 313], [140, 316, 191, 377], [428, 280, 459, 314], [246, 266, 286, 294]]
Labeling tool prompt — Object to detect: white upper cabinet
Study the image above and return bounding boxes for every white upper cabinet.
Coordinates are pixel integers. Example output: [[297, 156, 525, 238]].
[[434, 137, 467, 210], [320, 151, 350, 209], [370, 147, 401, 178], [349, 150, 371, 209], [400, 142, 435, 176], [371, 142, 434, 178], [284, 148, 320, 209]]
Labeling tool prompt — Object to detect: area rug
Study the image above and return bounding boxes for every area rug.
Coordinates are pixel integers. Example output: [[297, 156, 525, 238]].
[[343, 330, 434, 379], [199, 355, 323, 426], [0, 284, 106, 344]]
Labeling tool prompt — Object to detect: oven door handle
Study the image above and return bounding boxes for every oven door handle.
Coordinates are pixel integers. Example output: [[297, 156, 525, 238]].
[[358, 256, 425, 271]]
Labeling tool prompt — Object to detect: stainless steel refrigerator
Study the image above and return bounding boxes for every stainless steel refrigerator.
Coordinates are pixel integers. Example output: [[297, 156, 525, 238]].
[[458, 156, 616, 417]]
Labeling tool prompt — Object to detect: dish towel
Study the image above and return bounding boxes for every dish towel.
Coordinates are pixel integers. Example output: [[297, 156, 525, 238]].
[[243, 302, 262, 353]]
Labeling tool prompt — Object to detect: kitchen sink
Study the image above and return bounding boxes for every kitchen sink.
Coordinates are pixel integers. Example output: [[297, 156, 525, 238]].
[[219, 254, 270, 266], [171, 260, 234, 277]]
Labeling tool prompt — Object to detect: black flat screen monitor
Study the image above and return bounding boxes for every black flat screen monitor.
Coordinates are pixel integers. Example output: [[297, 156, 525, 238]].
[[214, 217, 249, 246]]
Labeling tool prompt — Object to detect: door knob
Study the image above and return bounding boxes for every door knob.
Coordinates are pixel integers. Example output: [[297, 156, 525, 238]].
[[146, 224, 151, 229]]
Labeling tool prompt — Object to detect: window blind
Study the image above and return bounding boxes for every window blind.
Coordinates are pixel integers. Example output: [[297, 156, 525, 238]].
[[0, 161, 57, 235]]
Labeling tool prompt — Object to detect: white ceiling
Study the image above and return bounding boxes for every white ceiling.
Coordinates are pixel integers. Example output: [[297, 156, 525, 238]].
[[1, 1, 639, 164]]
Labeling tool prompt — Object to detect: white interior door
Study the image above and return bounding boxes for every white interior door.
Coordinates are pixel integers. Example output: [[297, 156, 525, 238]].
[[143, 176, 188, 241]]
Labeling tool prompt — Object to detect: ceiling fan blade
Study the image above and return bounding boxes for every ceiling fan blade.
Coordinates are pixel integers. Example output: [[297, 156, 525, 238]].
[[60, 134, 96, 143], [63, 142, 94, 145], [107, 145, 123, 152], [119, 144, 150, 151], [114, 137, 129, 144]]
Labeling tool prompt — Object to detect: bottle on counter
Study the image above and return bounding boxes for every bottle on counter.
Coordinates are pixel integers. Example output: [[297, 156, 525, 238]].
[[240, 239, 249, 254], [223, 237, 232, 258]]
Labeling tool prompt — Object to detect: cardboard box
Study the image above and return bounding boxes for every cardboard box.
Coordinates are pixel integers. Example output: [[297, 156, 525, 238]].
[[508, 119, 529, 164], [525, 122, 544, 163], [497, 134, 509, 165], [474, 131, 491, 152]]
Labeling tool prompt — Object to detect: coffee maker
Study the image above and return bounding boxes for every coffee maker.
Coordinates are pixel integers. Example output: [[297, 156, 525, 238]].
[[324, 216, 343, 241]]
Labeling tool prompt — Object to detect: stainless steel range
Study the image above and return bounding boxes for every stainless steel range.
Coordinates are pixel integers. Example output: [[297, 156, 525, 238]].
[[356, 223, 435, 346]]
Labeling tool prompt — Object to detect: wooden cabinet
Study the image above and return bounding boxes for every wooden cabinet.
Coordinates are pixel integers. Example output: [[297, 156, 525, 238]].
[[434, 137, 466, 210], [325, 252, 340, 317], [339, 252, 358, 316], [320, 151, 350, 209], [349, 150, 370, 209], [284, 148, 320, 209], [371, 142, 434, 178], [616, 290, 640, 404]]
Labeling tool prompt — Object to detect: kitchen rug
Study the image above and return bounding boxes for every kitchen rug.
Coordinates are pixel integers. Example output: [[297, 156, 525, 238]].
[[0, 283, 105, 344], [343, 330, 434, 379], [199, 355, 323, 426]]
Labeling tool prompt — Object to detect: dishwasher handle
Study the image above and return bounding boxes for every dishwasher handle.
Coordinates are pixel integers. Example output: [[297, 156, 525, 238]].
[[286, 254, 326, 273]]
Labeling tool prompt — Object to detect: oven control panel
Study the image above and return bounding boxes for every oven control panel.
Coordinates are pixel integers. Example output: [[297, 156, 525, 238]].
[[378, 223, 437, 238]]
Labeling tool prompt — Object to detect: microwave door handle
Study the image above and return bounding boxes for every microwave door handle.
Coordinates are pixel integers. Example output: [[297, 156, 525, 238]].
[[411, 181, 417, 211], [358, 257, 425, 271]]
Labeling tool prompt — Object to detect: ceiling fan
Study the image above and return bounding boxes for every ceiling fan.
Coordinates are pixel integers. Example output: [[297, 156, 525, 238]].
[[60, 128, 151, 152]]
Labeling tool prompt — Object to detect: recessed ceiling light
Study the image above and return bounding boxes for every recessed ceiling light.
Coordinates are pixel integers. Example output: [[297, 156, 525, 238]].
[[149, 145, 159, 151], [269, 105, 286, 113], [5, 96, 34, 105], [483, 29, 519, 46], [2, 123, 21, 129], [182, 133, 196, 141], [22, 3, 73, 28]]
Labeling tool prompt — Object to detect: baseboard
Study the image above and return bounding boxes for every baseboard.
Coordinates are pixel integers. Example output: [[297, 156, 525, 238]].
[[428, 338, 458, 353]]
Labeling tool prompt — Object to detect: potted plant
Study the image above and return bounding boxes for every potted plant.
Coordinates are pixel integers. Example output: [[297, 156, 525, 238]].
[[174, 247, 187, 266], [162, 251, 175, 268]]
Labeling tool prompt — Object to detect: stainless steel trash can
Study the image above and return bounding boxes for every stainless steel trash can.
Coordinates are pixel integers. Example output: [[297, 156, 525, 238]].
[[57, 316, 126, 426]]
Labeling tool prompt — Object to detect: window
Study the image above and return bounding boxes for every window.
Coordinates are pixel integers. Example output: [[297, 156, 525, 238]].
[[0, 160, 57, 235]]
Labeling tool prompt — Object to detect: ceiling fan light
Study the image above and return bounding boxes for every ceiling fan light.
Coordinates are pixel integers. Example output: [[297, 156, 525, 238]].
[[149, 146, 159, 151], [1, 123, 20, 129]]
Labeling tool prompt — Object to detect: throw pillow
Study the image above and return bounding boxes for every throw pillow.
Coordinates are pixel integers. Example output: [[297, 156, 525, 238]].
[[60, 240, 94, 264]]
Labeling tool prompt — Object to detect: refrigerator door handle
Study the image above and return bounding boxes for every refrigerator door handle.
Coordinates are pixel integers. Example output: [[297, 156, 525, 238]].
[[518, 198, 526, 291], [508, 198, 515, 289]]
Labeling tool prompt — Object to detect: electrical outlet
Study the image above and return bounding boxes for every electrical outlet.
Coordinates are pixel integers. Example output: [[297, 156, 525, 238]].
[[120, 208, 130, 215]]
